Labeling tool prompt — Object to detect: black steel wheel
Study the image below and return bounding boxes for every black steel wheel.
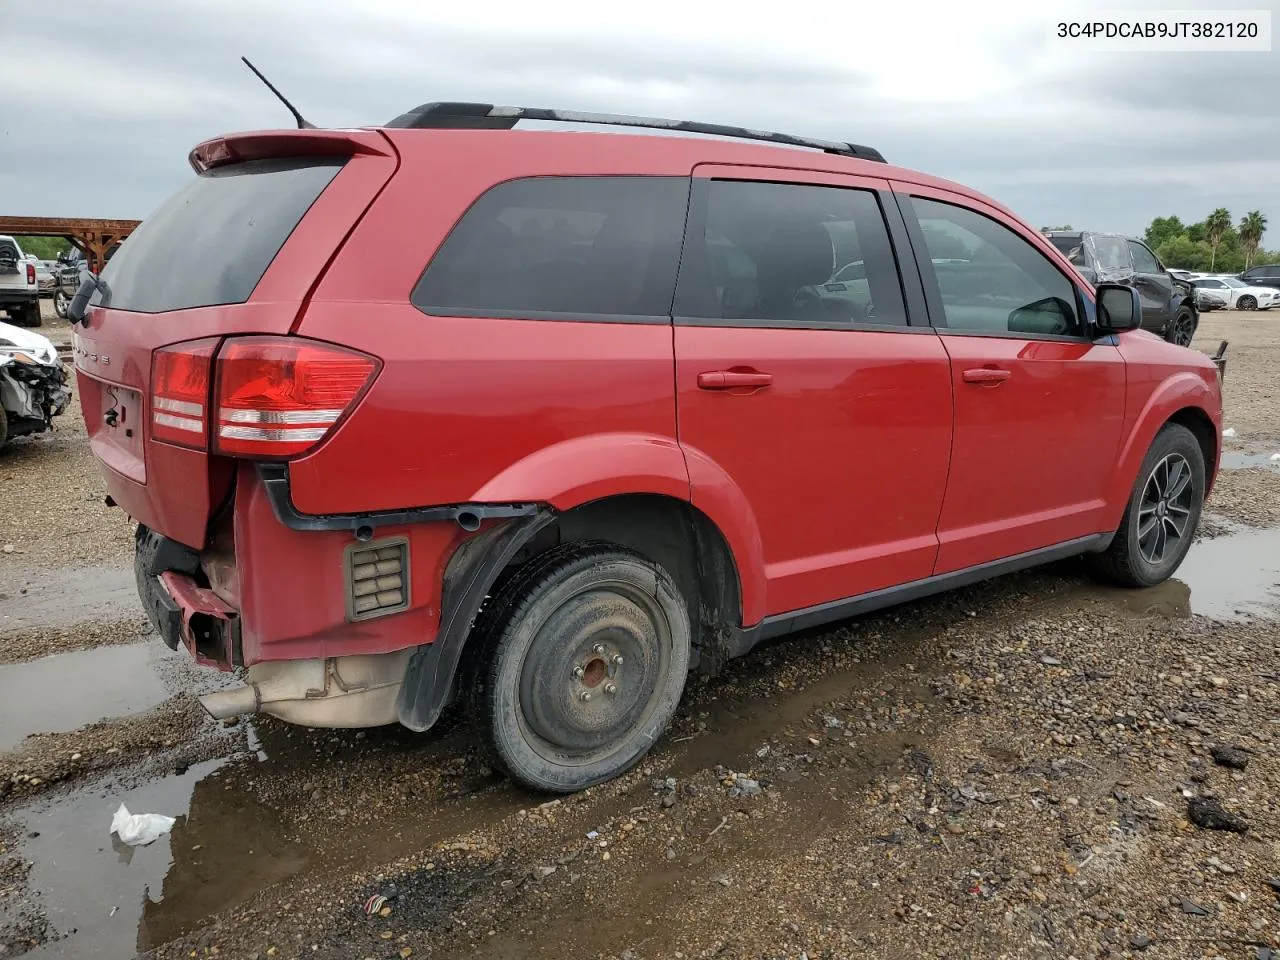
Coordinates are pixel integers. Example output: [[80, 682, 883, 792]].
[[1088, 423, 1204, 588], [468, 542, 691, 793]]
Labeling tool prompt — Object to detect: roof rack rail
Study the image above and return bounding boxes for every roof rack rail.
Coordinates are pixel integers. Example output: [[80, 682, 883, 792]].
[[384, 102, 886, 163]]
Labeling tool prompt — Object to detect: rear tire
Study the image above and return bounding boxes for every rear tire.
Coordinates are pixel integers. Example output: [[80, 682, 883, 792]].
[[0, 413, 8, 452], [1088, 423, 1204, 588], [468, 542, 691, 793]]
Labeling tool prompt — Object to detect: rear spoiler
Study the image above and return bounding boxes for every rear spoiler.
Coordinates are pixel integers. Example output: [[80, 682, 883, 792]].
[[188, 129, 394, 173]]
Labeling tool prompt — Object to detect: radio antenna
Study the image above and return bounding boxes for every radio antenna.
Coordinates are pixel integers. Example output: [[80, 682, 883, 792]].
[[241, 56, 315, 129]]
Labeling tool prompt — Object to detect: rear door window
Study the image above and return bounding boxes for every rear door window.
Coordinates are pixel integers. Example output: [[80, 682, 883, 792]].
[[674, 179, 908, 327], [412, 176, 690, 321], [97, 158, 344, 314]]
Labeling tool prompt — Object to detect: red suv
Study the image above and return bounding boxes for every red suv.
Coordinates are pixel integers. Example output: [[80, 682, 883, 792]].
[[73, 104, 1224, 792]]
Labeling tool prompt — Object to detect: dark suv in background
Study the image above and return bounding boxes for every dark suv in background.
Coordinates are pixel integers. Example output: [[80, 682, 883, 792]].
[[1239, 264, 1280, 290], [1045, 231, 1198, 346]]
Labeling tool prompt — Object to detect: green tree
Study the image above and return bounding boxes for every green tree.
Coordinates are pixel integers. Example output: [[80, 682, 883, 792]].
[[1154, 235, 1211, 271], [1204, 208, 1232, 271], [12, 236, 70, 259], [1040, 224, 1074, 231], [1144, 216, 1185, 250], [1239, 211, 1267, 269]]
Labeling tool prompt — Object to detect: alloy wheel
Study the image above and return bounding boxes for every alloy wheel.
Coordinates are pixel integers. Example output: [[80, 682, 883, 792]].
[[1137, 453, 1194, 565]]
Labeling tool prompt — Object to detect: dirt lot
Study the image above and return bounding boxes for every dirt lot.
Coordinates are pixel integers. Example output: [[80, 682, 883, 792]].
[[2, 302, 1279, 960]]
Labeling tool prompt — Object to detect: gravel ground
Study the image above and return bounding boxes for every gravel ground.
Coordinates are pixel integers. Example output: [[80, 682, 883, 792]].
[[0, 309, 1276, 960], [0, 304, 135, 572]]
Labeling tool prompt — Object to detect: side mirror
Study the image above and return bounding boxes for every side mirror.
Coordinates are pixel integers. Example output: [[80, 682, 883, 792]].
[[1095, 283, 1142, 333]]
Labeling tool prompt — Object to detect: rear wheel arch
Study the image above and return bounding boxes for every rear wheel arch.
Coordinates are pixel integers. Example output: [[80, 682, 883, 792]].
[[397, 493, 746, 733], [541, 494, 743, 672]]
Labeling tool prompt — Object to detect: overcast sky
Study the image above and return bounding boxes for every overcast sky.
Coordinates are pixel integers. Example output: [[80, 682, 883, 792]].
[[3, 0, 1278, 237]]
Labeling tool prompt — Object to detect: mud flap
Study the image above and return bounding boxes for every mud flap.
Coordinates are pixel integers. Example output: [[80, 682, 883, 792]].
[[397, 509, 556, 732]]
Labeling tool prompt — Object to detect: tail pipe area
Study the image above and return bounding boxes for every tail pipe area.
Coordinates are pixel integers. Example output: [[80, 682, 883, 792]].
[[198, 650, 413, 728]]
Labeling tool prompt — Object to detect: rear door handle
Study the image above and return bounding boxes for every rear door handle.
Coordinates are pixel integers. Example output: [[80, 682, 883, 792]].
[[961, 367, 1011, 385], [697, 370, 773, 390]]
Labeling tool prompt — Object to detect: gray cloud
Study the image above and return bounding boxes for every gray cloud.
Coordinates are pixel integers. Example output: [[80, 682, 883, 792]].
[[3, 0, 1278, 237]]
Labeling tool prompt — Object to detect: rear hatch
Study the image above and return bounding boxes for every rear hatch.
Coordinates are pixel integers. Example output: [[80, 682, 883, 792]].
[[75, 129, 398, 549]]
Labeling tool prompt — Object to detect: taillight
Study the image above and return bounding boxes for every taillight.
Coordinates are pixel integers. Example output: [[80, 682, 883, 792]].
[[25, 263, 35, 285], [213, 337, 379, 459], [151, 339, 218, 449]]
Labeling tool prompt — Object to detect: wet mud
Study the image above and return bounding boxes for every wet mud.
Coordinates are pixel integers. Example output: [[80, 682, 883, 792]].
[[2, 523, 1278, 957]]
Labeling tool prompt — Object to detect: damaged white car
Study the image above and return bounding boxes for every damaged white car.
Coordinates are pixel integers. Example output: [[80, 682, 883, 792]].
[[0, 320, 71, 451]]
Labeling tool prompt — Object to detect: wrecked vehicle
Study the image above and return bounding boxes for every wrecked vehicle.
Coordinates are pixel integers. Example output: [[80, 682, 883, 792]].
[[75, 105, 1223, 793], [0, 319, 71, 451], [1044, 230, 1199, 345], [0, 235, 42, 328]]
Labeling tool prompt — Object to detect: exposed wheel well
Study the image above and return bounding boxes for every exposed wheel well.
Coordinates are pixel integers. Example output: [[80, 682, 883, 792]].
[[503, 494, 743, 673], [1167, 406, 1218, 488]]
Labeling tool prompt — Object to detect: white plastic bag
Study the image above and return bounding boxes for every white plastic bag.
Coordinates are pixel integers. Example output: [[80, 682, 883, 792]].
[[1223, 427, 1237, 438], [110, 803, 176, 846]]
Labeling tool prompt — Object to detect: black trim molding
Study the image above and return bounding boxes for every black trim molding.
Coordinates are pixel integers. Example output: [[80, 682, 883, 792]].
[[257, 463, 541, 536]]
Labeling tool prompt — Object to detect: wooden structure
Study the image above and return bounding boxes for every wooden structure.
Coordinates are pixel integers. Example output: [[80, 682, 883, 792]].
[[0, 217, 140, 273]]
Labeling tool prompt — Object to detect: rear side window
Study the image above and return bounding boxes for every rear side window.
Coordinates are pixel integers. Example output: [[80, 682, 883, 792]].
[[413, 177, 689, 320], [675, 180, 907, 326], [97, 158, 343, 314]]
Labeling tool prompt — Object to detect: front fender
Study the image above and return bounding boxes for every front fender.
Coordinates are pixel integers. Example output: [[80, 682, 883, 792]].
[[1101, 372, 1220, 529]]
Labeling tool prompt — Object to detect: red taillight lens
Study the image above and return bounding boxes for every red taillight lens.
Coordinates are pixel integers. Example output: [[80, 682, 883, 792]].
[[213, 336, 380, 459], [151, 339, 218, 449], [25, 263, 36, 284]]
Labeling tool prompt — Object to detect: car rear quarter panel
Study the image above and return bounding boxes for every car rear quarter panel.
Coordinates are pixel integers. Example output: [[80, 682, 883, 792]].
[[233, 463, 466, 664]]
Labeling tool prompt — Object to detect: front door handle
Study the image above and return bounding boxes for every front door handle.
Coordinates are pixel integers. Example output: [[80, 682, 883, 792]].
[[697, 370, 773, 390], [961, 367, 1011, 385]]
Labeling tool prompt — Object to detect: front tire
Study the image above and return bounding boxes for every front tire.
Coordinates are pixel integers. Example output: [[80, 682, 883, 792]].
[[1237, 295, 1257, 311], [1088, 423, 1204, 588], [53, 290, 69, 319], [469, 542, 691, 793], [1166, 308, 1196, 346]]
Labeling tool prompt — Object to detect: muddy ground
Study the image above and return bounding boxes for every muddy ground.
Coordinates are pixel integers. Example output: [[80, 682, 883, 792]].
[[1, 303, 1279, 960]]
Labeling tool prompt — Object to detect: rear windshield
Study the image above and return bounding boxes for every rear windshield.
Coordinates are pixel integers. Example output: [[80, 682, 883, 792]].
[[96, 157, 343, 314]]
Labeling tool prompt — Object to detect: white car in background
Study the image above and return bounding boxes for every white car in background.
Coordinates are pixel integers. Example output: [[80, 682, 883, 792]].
[[1189, 275, 1279, 311]]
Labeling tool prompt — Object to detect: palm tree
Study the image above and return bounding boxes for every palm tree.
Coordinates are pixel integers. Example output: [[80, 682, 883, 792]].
[[1239, 211, 1267, 269], [1205, 208, 1232, 271]]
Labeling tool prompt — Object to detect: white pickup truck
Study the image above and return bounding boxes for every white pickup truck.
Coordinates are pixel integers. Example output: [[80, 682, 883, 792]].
[[0, 235, 41, 327]]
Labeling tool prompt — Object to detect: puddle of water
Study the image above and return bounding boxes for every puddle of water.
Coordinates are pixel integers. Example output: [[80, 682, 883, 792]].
[[1220, 451, 1280, 471], [0, 644, 178, 751], [0, 567, 137, 633], [11, 758, 306, 959], [1174, 525, 1280, 619]]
